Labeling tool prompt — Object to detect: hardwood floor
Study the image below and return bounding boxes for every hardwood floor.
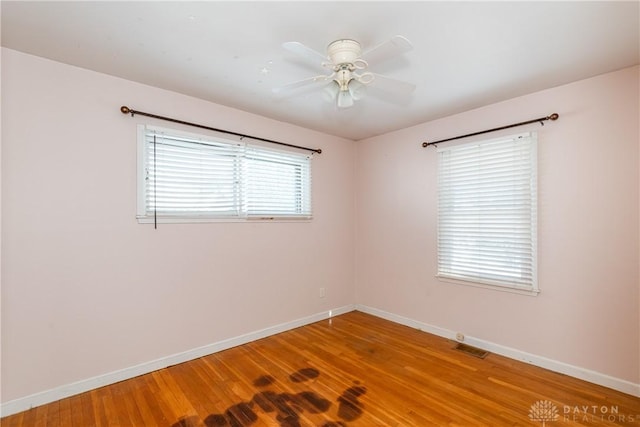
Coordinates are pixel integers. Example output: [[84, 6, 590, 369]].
[[3, 311, 639, 426]]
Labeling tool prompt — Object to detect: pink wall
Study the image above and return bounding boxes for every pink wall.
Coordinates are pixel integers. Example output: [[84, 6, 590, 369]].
[[2, 46, 638, 405], [1, 48, 356, 402], [355, 65, 640, 384]]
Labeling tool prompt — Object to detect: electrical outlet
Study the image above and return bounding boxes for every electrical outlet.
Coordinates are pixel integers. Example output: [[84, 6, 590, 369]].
[[456, 332, 465, 342], [319, 287, 326, 298]]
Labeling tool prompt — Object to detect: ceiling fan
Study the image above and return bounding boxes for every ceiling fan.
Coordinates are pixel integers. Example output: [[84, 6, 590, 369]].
[[273, 35, 416, 109]]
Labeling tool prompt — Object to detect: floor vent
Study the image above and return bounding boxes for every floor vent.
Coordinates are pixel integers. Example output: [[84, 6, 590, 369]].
[[454, 343, 489, 359]]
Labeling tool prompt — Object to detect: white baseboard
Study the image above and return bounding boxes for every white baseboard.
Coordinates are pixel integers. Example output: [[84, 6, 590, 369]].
[[0, 304, 356, 417], [355, 304, 640, 398], [4, 303, 637, 417]]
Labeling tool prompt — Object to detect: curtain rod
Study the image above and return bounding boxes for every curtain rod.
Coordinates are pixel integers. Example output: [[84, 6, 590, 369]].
[[422, 113, 559, 148], [120, 106, 322, 154]]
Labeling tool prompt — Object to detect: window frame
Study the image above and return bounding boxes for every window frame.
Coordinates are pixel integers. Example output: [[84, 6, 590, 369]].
[[436, 132, 539, 296], [136, 124, 313, 223]]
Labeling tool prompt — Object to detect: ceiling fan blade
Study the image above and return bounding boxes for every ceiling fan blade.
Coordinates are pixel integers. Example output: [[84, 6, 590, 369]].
[[282, 42, 327, 67], [368, 73, 416, 96], [272, 75, 333, 97], [361, 35, 413, 66]]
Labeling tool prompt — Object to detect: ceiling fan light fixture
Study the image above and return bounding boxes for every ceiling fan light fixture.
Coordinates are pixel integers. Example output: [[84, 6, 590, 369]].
[[348, 78, 367, 101], [323, 80, 340, 102], [336, 67, 352, 90], [337, 89, 354, 109]]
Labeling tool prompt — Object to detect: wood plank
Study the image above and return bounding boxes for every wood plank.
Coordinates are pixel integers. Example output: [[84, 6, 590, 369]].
[[1, 410, 24, 427], [56, 397, 71, 427], [2, 311, 639, 426], [66, 393, 85, 427], [126, 375, 170, 426]]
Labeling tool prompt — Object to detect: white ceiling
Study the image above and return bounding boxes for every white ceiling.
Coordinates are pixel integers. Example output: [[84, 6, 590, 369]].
[[2, 1, 638, 141]]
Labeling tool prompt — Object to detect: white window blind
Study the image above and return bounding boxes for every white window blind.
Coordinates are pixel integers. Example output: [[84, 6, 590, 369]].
[[244, 145, 312, 218], [437, 132, 538, 292], [137, 125, 312, 222]]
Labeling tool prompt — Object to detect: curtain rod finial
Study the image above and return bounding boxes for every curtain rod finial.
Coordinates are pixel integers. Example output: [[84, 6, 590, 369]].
[[549, 113, 559, 121], [120, 106, 131, 114]]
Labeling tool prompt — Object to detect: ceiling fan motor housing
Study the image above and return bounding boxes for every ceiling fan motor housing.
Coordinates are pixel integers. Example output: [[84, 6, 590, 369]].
[[327, 39, 362, 65]]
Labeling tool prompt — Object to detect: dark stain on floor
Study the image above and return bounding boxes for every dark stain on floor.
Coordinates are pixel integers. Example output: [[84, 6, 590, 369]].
[[171, 367, 366, 427]]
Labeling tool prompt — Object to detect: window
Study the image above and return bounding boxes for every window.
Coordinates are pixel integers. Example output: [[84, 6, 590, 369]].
[[137, 125, 312, 222], [437, 132, 538, 294]]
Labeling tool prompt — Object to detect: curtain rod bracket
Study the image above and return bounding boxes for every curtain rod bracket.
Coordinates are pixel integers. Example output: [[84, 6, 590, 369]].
[[422, 112, 559, 148]]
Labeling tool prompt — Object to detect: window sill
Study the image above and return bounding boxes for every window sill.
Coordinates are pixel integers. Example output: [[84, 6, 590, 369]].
[[436, 275, 540, 297], [137, 216, 312, 224]]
